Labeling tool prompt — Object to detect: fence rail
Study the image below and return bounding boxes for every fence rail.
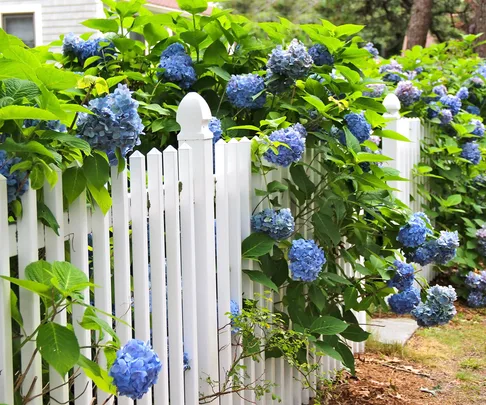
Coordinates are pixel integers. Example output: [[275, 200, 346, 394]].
[[1, 92, 430, 404]]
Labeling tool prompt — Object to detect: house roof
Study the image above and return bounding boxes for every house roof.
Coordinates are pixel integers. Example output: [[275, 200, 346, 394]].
[[147, 0, 213, 14]]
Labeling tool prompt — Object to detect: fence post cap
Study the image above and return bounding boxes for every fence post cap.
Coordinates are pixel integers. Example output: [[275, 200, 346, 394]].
[[383, 93, 401, 115], [147, 147, 162, 156], [177, 92, 213, 141]]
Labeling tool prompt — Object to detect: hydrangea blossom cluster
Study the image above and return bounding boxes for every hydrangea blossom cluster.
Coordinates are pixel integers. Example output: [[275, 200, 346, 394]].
[[439, 109, 453, 125], [460, 141, 481, 164], [229, 299, 240, 333], [183, 352, 190, 371], [456, 87, 469, 100], [363, 83, 386, 98], [439, 95, 462, 116], [369, 135, 381, 146], [470, 76, 484, 88], [251, 208, 295, 240], [411, 285, 457, 327], [387, 260, 415, 291], [226, 74, 266, 109], [410, 231, 459, 266], [466, 105, 481, 115], [266, 70, 295, 94], [288, 239, 326, 282], [432, 85, 447, 97], [388, 287, 420, 315], [363, 42, 379, 58], [24, 119, 67, 133], [379, 60, 403, 83], [476, 225, 486, 256], [109, 339, 162, 400], [77, 84, 144, 165], [308, 44, 334, 66], [158, 43, 196, 89], [264, 125, 306, 167], [0, 150, 29, 203], [209, 117, 222, 143], [470, 119, 485, 137], [344, 112, 372, 144], [63, 33, 115, 65], [397, 212, 432, 248], [267, 39, 313, 80], [395, 81, 422, 106]]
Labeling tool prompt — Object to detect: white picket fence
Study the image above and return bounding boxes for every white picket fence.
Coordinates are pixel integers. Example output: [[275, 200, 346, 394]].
[[0, 92, 431, 405]]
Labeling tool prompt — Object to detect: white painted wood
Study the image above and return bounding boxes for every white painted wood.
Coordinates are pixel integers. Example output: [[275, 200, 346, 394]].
[[0, 175, 14, 405], [179, 143, 200, 405], [147, 148, 170, 405], [163, 146, 185, 404], [43, 169, 70, 404], [110, 166, 133, 405], [177, 93, 219, 401], [69, 190, 92, 405], [215, 139, 233, 405]]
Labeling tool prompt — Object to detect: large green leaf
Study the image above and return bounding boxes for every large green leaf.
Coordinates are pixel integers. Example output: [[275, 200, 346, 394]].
[[310, 316, 348, 335], [87, 182, 112, 215], [52, 261, 89, 294], [25, 260, 55, 286], [313, 211, 341, 246], [176, 0, 208, 14], [36, 67, 79, 91], [63, 167, 87, 204], [77, 355, 116, 394], [37, 202, 61, 236], [0, 78, 40, 102], [82, 18, 119, 33], [203, 40, 228, 66], [1, 276, 52, 299], [80, 307, 120, 344], [0, 105, 58, 121], [314, 341, 343, 362], [37, 322, 80, 376], [290, 164, 316, 197], [340, 324, 370, 342], [242, 233, 275, 259], [336, 342, 355, 374], [83, 154, 110, 189], [243, 270, 279, 292], [10, 290, 23, 327]]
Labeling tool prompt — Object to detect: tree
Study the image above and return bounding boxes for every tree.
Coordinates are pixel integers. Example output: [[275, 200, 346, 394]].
[[405, 0, 434, 48], [468, 0, 486, 56]]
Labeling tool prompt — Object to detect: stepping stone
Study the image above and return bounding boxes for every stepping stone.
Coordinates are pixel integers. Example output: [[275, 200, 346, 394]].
[[369, 318, 419, 345]]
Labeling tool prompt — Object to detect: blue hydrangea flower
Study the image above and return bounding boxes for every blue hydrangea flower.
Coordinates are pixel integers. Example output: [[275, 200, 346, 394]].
[[251, 208, 295, 240], [77, 84, 144, 165], [293, 123, 307, 138], [470, 77, 484, 88], [465, 271, 486, 291], [369, 135, 381, 145], [363, 42, 379, 58], [267, 39, 313, 80], [379, 60, 403, 83], [473, 174, 486, 187], [388, 287, 420, 315], [226, 74, 266, 109], [427, 102, 439, 119], [308, 44, 334, 66], [406, 70, 417, 80], [439, 95, 461, 116], [265, 69, 295, 94], [363, 83, 386, 98], [409, 240, 438, 266], [158, 43, 196, 89], [432, 85, 447, 97], [415, 66, 424, 74], [387, 260, 415, 291], [264, 125, 305, 167], [109, 339, 162, 400], [0, 150, 29, 203], [24, 119, 67, 132], [395, 81, 422, 107], [456, 87, 469, 100], [183, 352, 190, 371], [209, 117, 222, 143], [460, 141, 481, 164], [229, 299, 240, 333], [477, 64, 486, 79], [467, 291, 486, 308], [434, 231, 459, 264], [470, 119, 485, 137], [476, 226, 486, 256], [439, 109, 453, 125], [411, 285, 457, 327], [466, 105, 481, 115], [344, 112, 372, 144], [63, 33, 115, 65], [288, 239, 326, 282], [397, 212, 432, 248]]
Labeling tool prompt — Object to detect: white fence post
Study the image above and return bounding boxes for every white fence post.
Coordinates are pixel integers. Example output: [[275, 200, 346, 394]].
[[0, 174, 14, 405], [177, 92, 219, 400]]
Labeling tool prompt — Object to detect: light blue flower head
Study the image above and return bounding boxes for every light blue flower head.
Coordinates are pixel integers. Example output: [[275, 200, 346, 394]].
[[344, 112, 372, 144], [387, 260, 415, 291], [460, 141, 481, 165], [308, 44, 334, 66], [158, 43, 196, 89], [467, 291, 486, 308], [363, 83, 386, 98], [439, 95, 461, 115], [411, 285, 457, 327], [439, 109, 453, 125], [456, 87, 469, 100], [288, 239, 326, 282], [264, 125, 306, 167], [267, 39, 313, 80], [432, 85, 447, 97], [395, 81, 422, 107], [470, 119, 485, 137], [388, 287, 420, 315], [226, 73, 266, 109], [251, 208, 295, 240], [0, 150, 29, 203], [363, 42, 379, 58], [397, 212, 432, 248]]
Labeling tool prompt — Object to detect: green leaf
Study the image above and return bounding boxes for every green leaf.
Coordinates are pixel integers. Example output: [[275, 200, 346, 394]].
[[37, 322, 80, 376], [290, 164, 316, 197], [242, 232, 275, 259], [227, 125, 260, 131], [313, 212, 341, 246], [314, 341, 343, 362], [356, 153, 392, 163], [63, 167, 87, 204], [82, 18, 119, 33], [52, 261, 89, 294], [334, 65, 360, 83], [343, 286, 359, 310], [36, 67, 79, 90], [10, 290, 23, 327], [375, 129, 410, 142], [310, 316, 348, 335], [1, 276, 52, 299], [180, 30, 208, 48], [80, 307, 120, 344], [243, 270, 279, 292], [343, 127, 361, 152], [321, 272, 353, 286], [83, 154, 110, 189], [336, 342, 355, 374], [87, 182, 112, 215], [340, 324, 370, 342], [309, 285, 327, 312], [355, 97, 386, 113], [77, 355, 116, 394], [335, 24, 364, 37], [176, 0, 208, 14], [443, 194, 462, 207], [267, 180, 288, 193], [203, 40, 228, 66], [37, 202, 60, 236], [208, 66, 231, 81], [0, 78, 40, 102], [0, 105, 58, 121], [143, 23, 169, 45]]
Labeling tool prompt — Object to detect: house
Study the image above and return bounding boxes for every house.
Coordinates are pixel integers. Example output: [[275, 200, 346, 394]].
[[0, 0, 209, 47]]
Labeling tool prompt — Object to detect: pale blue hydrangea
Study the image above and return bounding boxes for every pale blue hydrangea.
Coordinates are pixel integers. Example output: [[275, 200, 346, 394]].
[[465, 271, 486, 291], [183, 352, 190, 371], [109, 339, 162, 400], [251, 208, 295, 240], [466, 105, 481, 115], [24, 119, 67, 132], [379, 60, 403, 83], [363, 83, 386, 98], [439, 95, 461, 115], [476, 226, 486, 256], [288, 239, 326, 282], [411, 285, 457, 327], [209, 117, 222, 143], [476, 64, 486, 79], [0, 150, 29, 203], [229, 299, 240, 333], [409, 240, 438, 266], [387, 260, 415, 291], [158, 43, 196, 89], [267, 39, 313, 80], [470, 119, 484, 137], [63, 33, 115, 65], [439, 109, 453, 125], [467, 291, 486, 308], [456, 87, 469, 100], [460, 141, 481, 164], [363, 42, 379, 58], [415, 66, 424, 74], [344, 112, 372, 144], [432, 85, 447, 97], [434, 231, 459, 264], [406, 70, 417, 80], [473, 174, 486, 187], [308, 44, 334, 66], [226, 74, 266, 109], [397, 212, 432, 248], [470, 76, 484, 88], [427, 102, 439, 119], [388, 287, 420, 315], [293, 123, 307, 138], [264, 125, 305, 167], [77, 84, 144, 165], [395, 81, 422, 107]]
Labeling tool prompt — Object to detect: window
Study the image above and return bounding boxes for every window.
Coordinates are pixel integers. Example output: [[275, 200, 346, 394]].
[[2, 13, 35, 47]]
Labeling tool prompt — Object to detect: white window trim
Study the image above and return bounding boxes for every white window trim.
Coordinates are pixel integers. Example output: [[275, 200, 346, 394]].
[[0, 3, 43, 47]]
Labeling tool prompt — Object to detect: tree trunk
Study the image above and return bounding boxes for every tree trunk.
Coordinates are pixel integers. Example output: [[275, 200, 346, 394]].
[[469, 0, 486, 57], [404, 0, 434, 49]]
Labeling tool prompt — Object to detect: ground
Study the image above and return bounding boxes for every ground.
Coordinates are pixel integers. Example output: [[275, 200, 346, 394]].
[[318, 304, 486, 404]]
